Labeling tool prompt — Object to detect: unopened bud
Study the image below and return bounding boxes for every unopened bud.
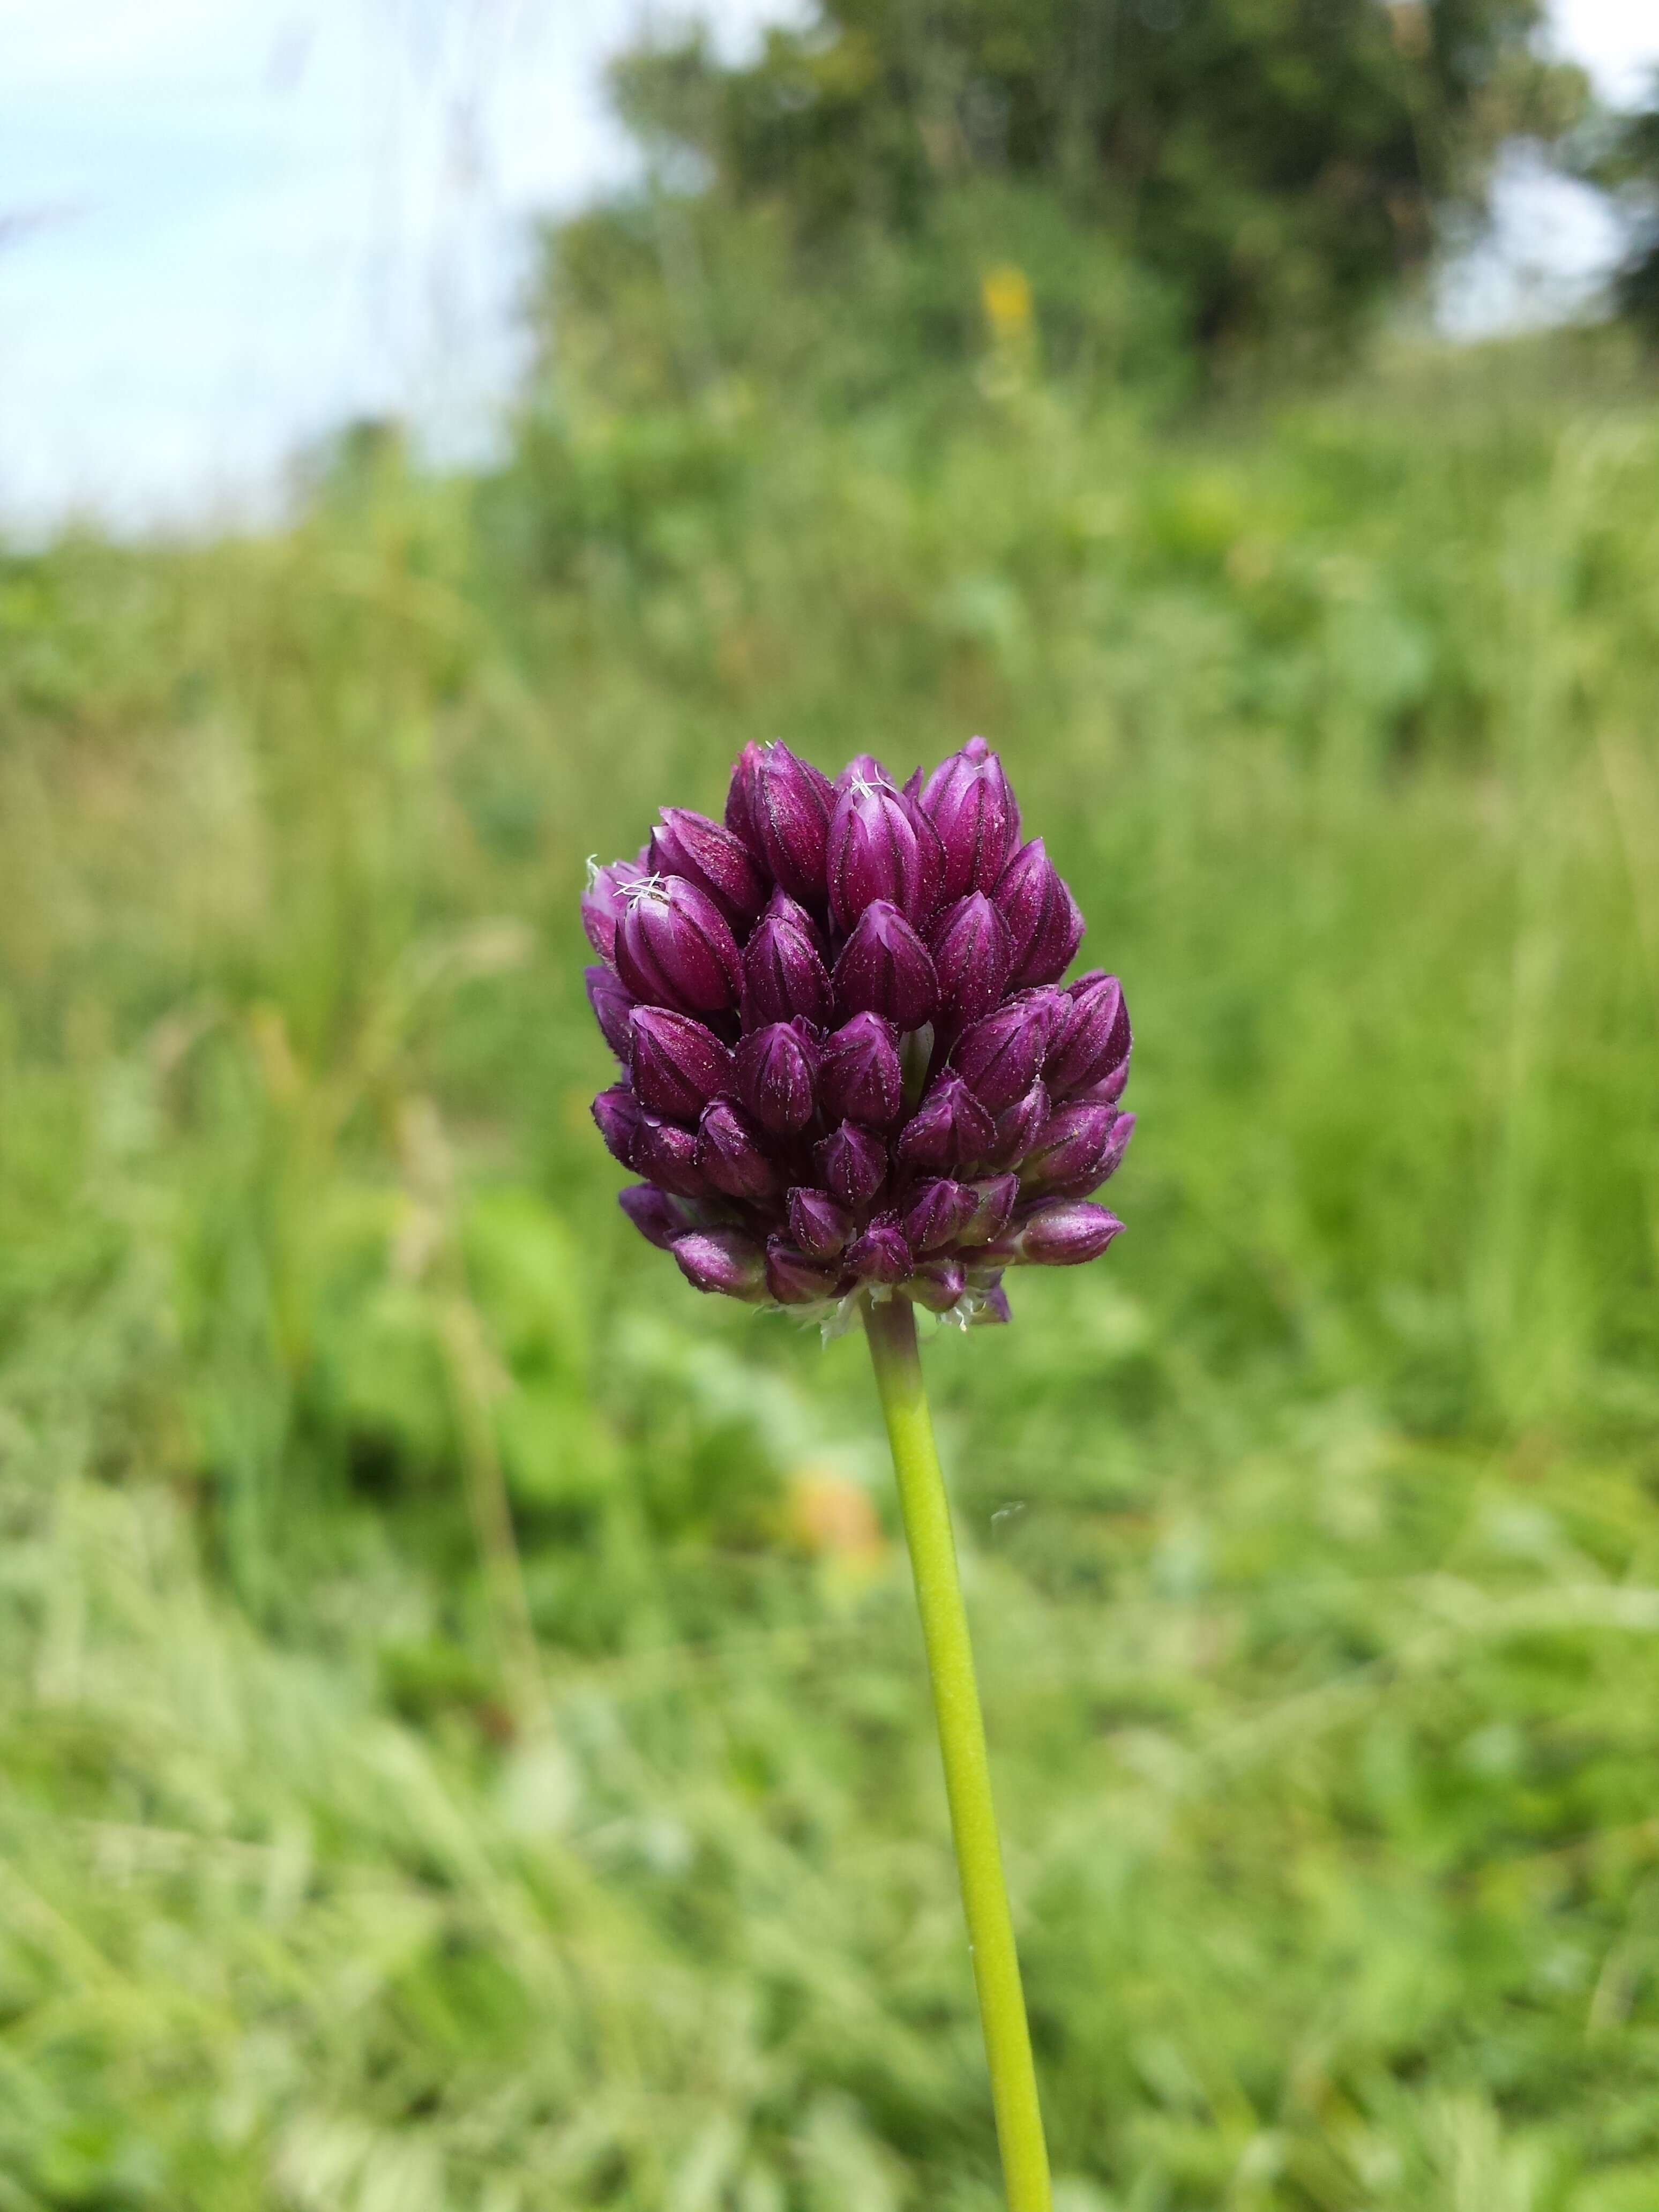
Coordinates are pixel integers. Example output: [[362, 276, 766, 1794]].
[[585, 963, 638, 1062], [671, 1227, 767, 1300], [618, 1184, 698, 1250], [765, 1239, 842, 1306], [951, 990, 1058, 1111], [581, 851, 648, 960], [929, 892, 1012, 1025], [831, 900, 939, 1029], [1002, 1200, 1125, 1266], [813, 1121, 888, 1210], [788, 1186, 854, 1260], [1045, 971, 1131, 1098], [819, 1012, 903, 1126], [845, 1213, 913, 1286], [726, 741, 835, 907], [734, 1020, 820, 1135], [592, 1082, 645, 1168], [920, 736, 1021, 899], [615, 875, 744, 1017], [993, 838, 1084, 988], [895, 1071, 996, 1174], [741, 888, 833, 1029], [628, 1007, 735, 1120], [650, 806, 766, 928], [901, 1178, 977, 1253], [910, 1257, 968, 1313], [630, 1114, 709, 1197], [696, 1100, 782, 1200], [827, 767, 937, 928]]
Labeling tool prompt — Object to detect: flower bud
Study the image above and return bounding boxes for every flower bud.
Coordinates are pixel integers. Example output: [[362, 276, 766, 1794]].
[[630, 1114, 709, 1197], [725, 741, 834, 907], [628, 1006, 735, 1120], [1000, 1200, 1125, 1266], [696, 1100, 782, 1200], [649, 807, 766, 928], [618, 1184, 698, 1250], [1045, 972, 1131, 1098], [819, 1012, 902, 1127], [585, 963, 638, 1062], [845, 1213, 913, 1286], [827, 768, 936, 929], [741, 889, 833, 1029], [1022, 1101, 1126, 1190], [813, 1121, 888, 1210], [581, 852, 648, 960], [671, 1227, 767, 1300], [993, 838, 1084, 988], [957, 1174, 1018, 1246], [929, 893, 1012, 1025], [895, 1071, 996, 1174], [910, 1257, 968, 1313], [765, 1239, 842, 1306], [987, 1080, 1050, 1170], [972, 1281, 1013, 1325], [592, 1082, 645, 1168], [832, 900, 939, 1029], [615, 875, 743, 1017], [950, 991, 1057, 1111], [788, 1186, 854, 1260], [901, 1178, 977, 1253], [734, 1020, 820, 1135], [920, 736, 1020, 900]]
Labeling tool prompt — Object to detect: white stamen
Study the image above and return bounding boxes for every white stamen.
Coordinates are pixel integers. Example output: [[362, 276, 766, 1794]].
[[621, 873, 672, 910]]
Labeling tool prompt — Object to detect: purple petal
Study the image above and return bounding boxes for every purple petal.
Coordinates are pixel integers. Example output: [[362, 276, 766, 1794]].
[[788, 1186, 855, 1260], [1003, 1200, 1125, 1266], [695, 1099, 782, 1200], [845, 1213, 912, 1286], [618, 1184, 697, 1250], [728, 740, 834, 907], [585, 963, 638, 1062], [1045, 972, 1131, 1098], [950, 990, 1058, 1111], [895, 1071, 997, 1174], [910, 1257, 968, 1313], [920, 736, 1021, 900], [765, 1239, 843, 1306], [628, 1006, 735, 1120], [901, 1178, 977, 1253], [592, 1082, 645, 1168], [615, 875, 744, 1017], [735, 1020, 820, 1135], [581, 854, 648, 960], [671, 1227, 767, 1299], [813, 1121, 888, 1210], [928, 893, 1012, 1025], [818, 1012, 903, 1127], [956, 1174, 1019, 1246], [741, 891, 833, 1030], [629, 1114, 709, 1198], [993, 838, 1085, 988], [827, 770, 934, 930], [650, 806, 766, 928], [831, 900, 939, 1029]]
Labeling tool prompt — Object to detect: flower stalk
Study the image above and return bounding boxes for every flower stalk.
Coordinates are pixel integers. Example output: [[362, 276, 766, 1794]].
[[863, 1291, 1052, 2212]]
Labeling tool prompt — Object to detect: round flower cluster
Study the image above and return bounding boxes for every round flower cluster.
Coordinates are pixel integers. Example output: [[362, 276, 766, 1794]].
[[584, 738, 1132, 1326]]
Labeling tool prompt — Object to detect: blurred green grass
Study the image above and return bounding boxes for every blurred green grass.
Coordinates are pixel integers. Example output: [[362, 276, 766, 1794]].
[[3, 331, 1659, 2208]]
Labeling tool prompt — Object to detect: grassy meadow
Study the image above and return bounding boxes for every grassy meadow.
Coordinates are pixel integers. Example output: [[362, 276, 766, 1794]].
[[4, 329, 1659, 2209]]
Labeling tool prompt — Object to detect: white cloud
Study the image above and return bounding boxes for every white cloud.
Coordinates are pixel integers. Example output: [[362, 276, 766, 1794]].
[[0, 0, 1648, 534]]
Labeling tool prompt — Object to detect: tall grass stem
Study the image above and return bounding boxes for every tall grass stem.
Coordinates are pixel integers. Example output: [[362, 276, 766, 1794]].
[[863, 1294, 1052, 2212]]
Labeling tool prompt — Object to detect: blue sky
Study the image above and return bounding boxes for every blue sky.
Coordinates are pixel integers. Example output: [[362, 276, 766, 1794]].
[[1, 0, 1655, 537]]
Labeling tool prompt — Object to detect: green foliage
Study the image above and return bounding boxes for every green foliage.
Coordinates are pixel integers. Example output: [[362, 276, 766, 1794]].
[[585, 0, 1586, 364], [4, 328, 1659, 2202]]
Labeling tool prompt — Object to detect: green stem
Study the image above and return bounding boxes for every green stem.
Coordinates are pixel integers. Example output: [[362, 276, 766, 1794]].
[[863, 1294, 1052, 2212]]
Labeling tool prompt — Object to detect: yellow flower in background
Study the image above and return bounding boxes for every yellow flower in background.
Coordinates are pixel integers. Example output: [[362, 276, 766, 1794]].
[[981, 263, 1033, 345]]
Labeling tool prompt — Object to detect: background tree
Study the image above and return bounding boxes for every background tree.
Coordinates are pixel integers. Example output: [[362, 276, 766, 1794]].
[[549, 0, 1587, 395]]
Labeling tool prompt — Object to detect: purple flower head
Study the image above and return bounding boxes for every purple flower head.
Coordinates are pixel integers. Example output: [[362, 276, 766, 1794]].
[[586, 737, 1133, 1321], [920, 737, 1021, 900]]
